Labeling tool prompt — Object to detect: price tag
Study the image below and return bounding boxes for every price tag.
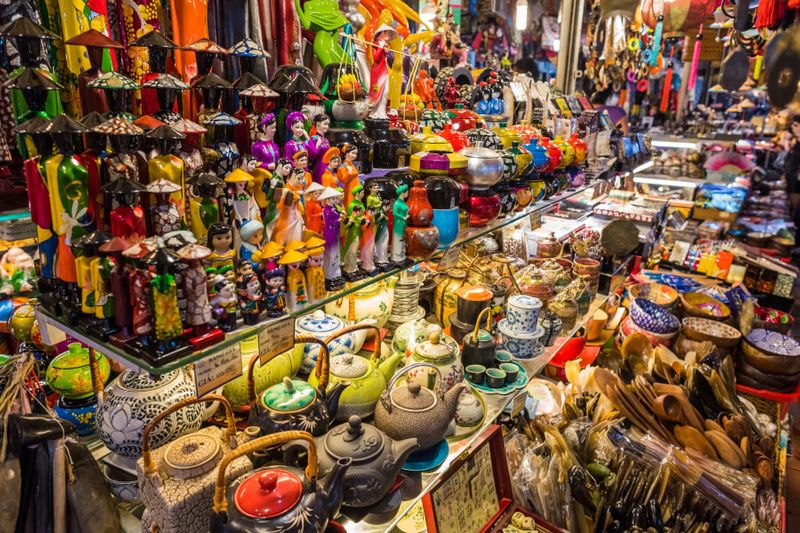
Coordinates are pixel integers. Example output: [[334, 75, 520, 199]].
[[258, 316, 296, 365], [35, 308, 66, 346], [193, 342, 243, 397], [511, 392, 527, 418], [438, 244, 462, 270], [529, 211, 542, 230]]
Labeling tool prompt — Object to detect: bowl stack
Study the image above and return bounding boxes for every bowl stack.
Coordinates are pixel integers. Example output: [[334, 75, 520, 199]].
[[675, 317, 741, 357], [619, 298, 680, 347], [573, 258, 601, 296], [738, 329, 800, 393]]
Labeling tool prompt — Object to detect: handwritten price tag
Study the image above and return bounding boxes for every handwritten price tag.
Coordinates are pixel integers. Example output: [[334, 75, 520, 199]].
[[193, 342, 242, 397], [258, 316, 296, 365], [511, 392, 528, 418]]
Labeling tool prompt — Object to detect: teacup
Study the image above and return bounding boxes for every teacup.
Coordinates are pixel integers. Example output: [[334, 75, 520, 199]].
[[505, 294, 543, 333], [486, 368, 507, 388], [466, 364, 486, 384], [500, 363, 519, 383], [495, 350, 513, 366]]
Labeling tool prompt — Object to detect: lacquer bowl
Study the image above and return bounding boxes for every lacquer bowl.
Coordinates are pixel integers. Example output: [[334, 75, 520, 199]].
[[628, 283, 678, 310], [680, 292, 731, 321], [753, 306, 794, 334], [629, 298, 680, 334], [741, 329, 800, 375], [620, 316, 677, 348], [681, 317, 741, 350]]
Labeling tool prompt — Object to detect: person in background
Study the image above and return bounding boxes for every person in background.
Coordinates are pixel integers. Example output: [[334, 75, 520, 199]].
[[591, 88, 629, 134], [776, 115, 800, 245]]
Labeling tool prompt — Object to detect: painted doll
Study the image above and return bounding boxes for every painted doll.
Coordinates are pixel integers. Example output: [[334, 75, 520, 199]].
[[262, 265, 287, 317], [130, 264, 153, 336], [391, 183, 409, 264], [342, 186, 365, 281], [278, 249, 308, 313], [205, 223, 235, 271], [239, 220, 265, 269], [146, 179, 182, 235], [178, 244, 213, 336], [306, 113, 331, 183], [105, 179, 147, 243], [252, 113, 280, 170], [321, 187, 345, 291], [321, 147, 341, 188], [367, 27, 397, 119], [146, 125, 186, 218], [292, 150, 313, 192], [263, 158, 292, 240], [373, 192, 390, 270], [236, 261, 262, 325], [361, 194, 380, 274], [304, 245, 326, 303], [283, 111, 308, 161], [338, 143, 360, 207], [304, 182, 325, 234], [210, 273, 238, 331], [151, 267, 183, 342], [189, 172, 223, 245], [225, 167, 260, 228], [271, 168, 305, 246]]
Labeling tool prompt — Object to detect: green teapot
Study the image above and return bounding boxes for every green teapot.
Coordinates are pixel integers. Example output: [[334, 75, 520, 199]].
[[308, 324, 403, 421], [222, 344, 304, 411]]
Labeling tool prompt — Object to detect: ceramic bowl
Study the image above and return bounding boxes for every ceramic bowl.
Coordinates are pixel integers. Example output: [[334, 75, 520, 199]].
[[746, 328, 800, 357], [629, 298, 680, 334], [102, 465, 140, 503], [545, 338, 599, 382], [496, 320, 545, 359], [741, 338, 800, 375], [628, 283, 678, 309], [505, 295, 543, 333], [681, 317, 741, 349], [753, 306, 794, 334], [680, 292, 731, 321], [620, 316, 677, 347], [572, 257, 601, 276]]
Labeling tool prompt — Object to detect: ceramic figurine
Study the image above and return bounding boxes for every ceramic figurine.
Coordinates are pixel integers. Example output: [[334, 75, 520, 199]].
[[252, 240, 284, 285], [279, 249, 309, 313], [239, 155, 267, 213], [367, 26, 398, 119], [283, 110, 308, 161], [342, 186, 365, 281], [307, 113, 331, 183], [236, 261, 262, 325], [263, 158, 293, 240], [391, 183, 410, 265], [123, 243, 155, 337], [146, 179, 182, 236], [271, 168, 305, 246], [205, 223, 236, 271], [146, 124, 187, 218], [210, 273, 238, 331], [148, 249, 184, 345], [103, 178, 147, 243], [371, 192, 390, 271], [238, 219, 265, 270], [338, 143, 361, 207], [304, 182, 326, 234], [262, 264, 287, 317], [304, 243, 326, 303], [252, 113, 280, 170], [321, 147, 341, 188], [321, 187, 345, 291], [177, 244, 215, 337], [225, 168, 260, 231], [188, 172, 224, 244], [292, 150, 313, 191], [360, 194, 380, 275]]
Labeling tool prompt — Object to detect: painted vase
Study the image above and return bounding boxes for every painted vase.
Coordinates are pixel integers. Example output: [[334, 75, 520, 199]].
[[525, 137, 550, 173], [325, 278, 396, 328], [426, 176, 462, 248], [540, 137, 562, 172], [405, 179, 440, 258], [553, 136, 575, 168], [46, 342, 111, 400], [569, 133, 588, 165]]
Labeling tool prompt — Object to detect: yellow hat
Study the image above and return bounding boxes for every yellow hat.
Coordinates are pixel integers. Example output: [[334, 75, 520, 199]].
[[259, 241, 284, 258], [305, 246, 324, 257], [224, 168, 254, 183], [285, 240, 306, 252], [277, 249, 309, 264], [304, 236, 325, 249]]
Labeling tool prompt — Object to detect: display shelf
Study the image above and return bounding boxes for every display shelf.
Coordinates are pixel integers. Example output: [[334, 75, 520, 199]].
[[35, 172, 615, 375]]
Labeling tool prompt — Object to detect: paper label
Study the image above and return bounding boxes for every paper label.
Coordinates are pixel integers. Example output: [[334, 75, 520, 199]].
[[193, 342, 242, 397], [529, 211, 542, 230], [438, 245, 462, 270], [258, 316, 296, 365], [511, 392, 527, 418]]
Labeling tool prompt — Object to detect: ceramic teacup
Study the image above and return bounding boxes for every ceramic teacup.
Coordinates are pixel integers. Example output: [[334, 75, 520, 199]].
[[505, 294, 543, 334], [495, 350, 513, 366], [500, 363, 519, 383], [466, 364, 486, 385], [486, 368, 507, 388]]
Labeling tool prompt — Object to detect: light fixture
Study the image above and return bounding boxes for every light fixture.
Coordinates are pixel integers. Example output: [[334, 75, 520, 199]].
[[631, 160, 655, 174], [651, 140, 699, 149], [515, 0, 529, 31], [633, 176, 698, 188], [421, 2, 437, 27], [553, 38, 560, 52]]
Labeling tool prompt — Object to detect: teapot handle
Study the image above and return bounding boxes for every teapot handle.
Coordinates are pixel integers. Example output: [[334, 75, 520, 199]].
[[212, 430, 318, 514], [142, 394, 237, 486], [380, 362, 444, 413], [87, 348, 105, 401], [471, 307, 493, 342], [323, 322, 381, 364], [247, 336, 330, 404], [495, 274, 522, 296]]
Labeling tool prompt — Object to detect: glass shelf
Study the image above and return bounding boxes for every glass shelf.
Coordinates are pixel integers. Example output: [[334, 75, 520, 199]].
[[36, 167, 615, 375]]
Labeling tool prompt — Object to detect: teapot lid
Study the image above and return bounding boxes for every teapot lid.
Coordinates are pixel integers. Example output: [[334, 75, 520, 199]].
[[329, 354, 369, 379], [414, 329, 454, 360], [261, 377, 316, 412], [234, 469, 303, 519], [390, 381, 437, 411], [162, 433, 221, 479], [324, 415, 385, 462], [296, 309, 345, 335]]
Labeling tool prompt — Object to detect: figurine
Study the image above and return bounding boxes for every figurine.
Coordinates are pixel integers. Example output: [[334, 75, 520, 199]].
[[294, 0, 349, 68], [178, 244, 214, 336], [253, 240, 284, 285], [99, 237, 134, 343], [391, 183, 409, 265], [278, 249, 309, 313], [307, 113, 331, 183], [321, 147, 341, 188], [292, 150, 313, 191], [304, 241, 326, 303], [146, 179, 182, 235], [0, 248, 36, 295], [361, 194, 380, 275], [321, 187, 345, 291], [304, 182, 326, 234], [240, 154, 269, 215], [104, 178, 147, 243], [210, 273, 238, 331], [252, 113, 280, 170], [150, 251, 184, 342], [225, 168, 261, 229], [372, 192, 391, 271], [283, 110, 308, 161], [188, 172, 224, 245], [367, 26, 398, 119], [262, 265, 287, 317], [263, 158, 293, 240], [239, 219, 265, 269], [205, 223, 235, 271], [146, 125, 187, 219], [338, 143, 361, 207], [342, 185, 365, 281], [236, 261, 262, 325], [271, 168, 305, 246]]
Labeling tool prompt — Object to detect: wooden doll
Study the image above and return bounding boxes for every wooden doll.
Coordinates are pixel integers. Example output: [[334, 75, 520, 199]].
[[391, 183, 409, 264], [271, 168, 305, 246], [146, 179, 182, 236], [278, 249, 309, 313]]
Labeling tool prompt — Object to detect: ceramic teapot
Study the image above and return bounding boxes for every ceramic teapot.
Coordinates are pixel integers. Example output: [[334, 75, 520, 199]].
[[325, 278, 396, 328], [461, 308, 497, 368], [137, 394, 252, 533], [288, 415, 419, 508], [210, 431, 350, 533], [373, 362, 466, 449], [247, 337, 346, 437], [294, 309, 371, 374], [88, 347, 202, 468], [407, 327, 463, 391], [308, 323, 403, 421]]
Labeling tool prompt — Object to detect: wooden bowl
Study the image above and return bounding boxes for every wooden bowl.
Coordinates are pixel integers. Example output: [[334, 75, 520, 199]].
[[740, 329, 800, 376], [680, 292, 731, 321], [753, 306, 794, 334], [681, 317, 741, 350]]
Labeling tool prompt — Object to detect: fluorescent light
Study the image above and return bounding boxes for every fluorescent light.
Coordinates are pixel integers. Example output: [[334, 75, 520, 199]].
[[632, 160, 655, 173], [633, 176, 697, 188], [515, 0, 529, 31], [651, 140, 698, 149]]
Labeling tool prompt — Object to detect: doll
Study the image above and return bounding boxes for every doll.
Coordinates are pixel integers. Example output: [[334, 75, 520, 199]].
[[271, 168, 305, 246], [263, 158, 292, 240], [304, 244, 326, 303], [262, 265, 287, 317], [338, 143, 360, 207], [292, 150, 313, 192], [150, 255, 184, 342], [304, 182, 325, 234], [252, 113, 280, 170], [146, 179, 182, 236], [240, 154, 269, 214], [236, 261, 262, 325], [205, 223, 236, 271], [130, 264, 154, 336], [278, 249, 308, 313], [320, 147, 342, 188], [239, 219, 265, 269], [342, 186, 365, 281], [147, 125, 187, 219], [391, 183, 409, 265], [105, 179, 147, 244], [367, 27, 398, 119], [178, 244, 214, 336], [361, 194, 380, 274], [188, 172, 224, 245], [210, 273, 238, 331], [320, 187, 345, 290], [283, 111, 308, 161], [306, 113, 331, 183], [373, 192, 390, 270], [225, 168, 260, 228]]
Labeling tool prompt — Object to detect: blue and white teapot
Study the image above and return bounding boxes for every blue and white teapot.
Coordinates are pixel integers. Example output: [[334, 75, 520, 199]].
[[295, 310, 371, 374]]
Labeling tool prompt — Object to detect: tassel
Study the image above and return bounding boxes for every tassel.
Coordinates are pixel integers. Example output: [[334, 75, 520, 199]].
[[755, 0, 786, 30], [754, 54, 764, 82], [688, 25, 703, 90], [650, 15, 663, 67], [660, 61, 673, 114]]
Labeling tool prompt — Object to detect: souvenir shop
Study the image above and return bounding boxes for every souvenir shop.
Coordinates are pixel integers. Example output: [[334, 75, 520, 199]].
[[0, 0, 798, 531]]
